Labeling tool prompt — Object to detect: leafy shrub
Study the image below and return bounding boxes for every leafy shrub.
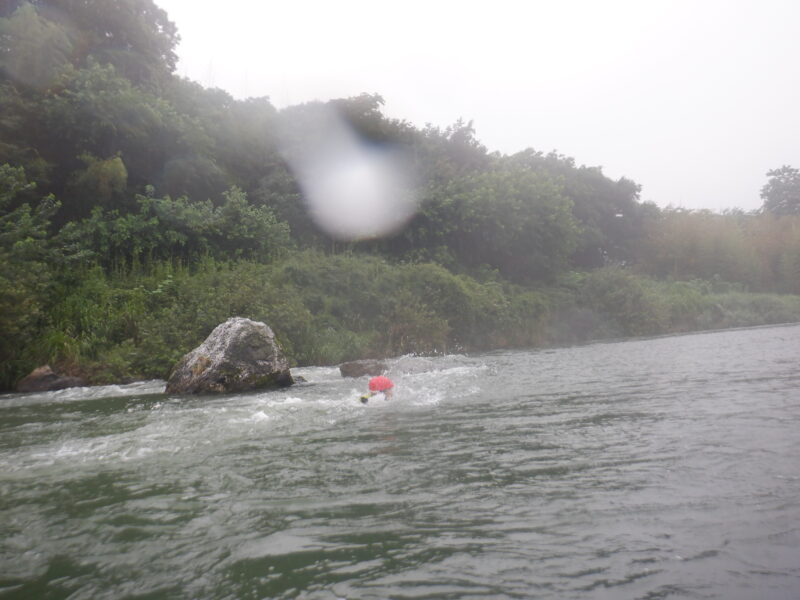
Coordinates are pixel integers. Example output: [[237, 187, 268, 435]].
[[579, 267, 667, 337]]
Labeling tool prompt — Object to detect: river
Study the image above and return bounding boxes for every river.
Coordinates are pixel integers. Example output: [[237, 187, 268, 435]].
[[2, 324, 799, 599]]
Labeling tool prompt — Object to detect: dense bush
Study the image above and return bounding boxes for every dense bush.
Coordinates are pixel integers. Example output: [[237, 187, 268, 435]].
[[57, 186, 291, 268]]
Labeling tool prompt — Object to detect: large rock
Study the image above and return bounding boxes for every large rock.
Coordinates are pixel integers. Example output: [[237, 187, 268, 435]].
[[166, 317, 294, 394], [339, 360, 387, 378], [16, 365, 86, 393]]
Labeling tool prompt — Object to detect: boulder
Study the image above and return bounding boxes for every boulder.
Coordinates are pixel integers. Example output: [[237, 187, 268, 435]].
[[16, 365, 86, 393], [166, 317, 294, 394], [339, 359, 387, 378]]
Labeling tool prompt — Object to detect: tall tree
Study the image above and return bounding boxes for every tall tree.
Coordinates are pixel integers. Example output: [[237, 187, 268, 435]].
[[0, 164, 61, 384], [761, 165, 800, 216], [2, 0, 178, 89], [0, 2, 72, 90]]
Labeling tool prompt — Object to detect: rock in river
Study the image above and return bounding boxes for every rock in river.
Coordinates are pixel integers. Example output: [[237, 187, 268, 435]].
[[16, 365, 86, 393], [339, 359, 387, 378], [166, 317, 294, 394]]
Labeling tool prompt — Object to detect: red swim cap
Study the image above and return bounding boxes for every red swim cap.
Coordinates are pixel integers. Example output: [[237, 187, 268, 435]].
[[368, 375, 393, 392]]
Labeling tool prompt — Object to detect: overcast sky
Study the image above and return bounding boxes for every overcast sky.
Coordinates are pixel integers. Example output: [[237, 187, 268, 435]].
[[155, 0, 799, 212]]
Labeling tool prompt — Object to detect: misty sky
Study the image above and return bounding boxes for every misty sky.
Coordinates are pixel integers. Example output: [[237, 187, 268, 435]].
[[155, 0, 799, 212]]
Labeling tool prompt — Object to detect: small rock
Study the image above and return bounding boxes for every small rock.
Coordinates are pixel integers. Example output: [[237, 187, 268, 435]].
[[339, 360, 387, 378], [16, 365, 86, 393]]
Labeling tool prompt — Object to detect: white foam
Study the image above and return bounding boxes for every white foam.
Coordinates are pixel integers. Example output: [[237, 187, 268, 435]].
[[0, 379, 166, 408], [263, 396, 305, 406]]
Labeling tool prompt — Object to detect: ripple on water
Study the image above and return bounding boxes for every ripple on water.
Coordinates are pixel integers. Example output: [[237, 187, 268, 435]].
[[1, 325, 800, 598]]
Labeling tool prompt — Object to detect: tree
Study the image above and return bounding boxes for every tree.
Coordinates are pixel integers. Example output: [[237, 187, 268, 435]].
[[68, 153, 128, 208], [40, 61, 190, 217], [405, 157, 577, 283], [761, 166, 800, 216], [0, 164, 61, 386], [635, 208, 763, 289], [0, 2, 72, 90], [58, 186, 292, 268], [2, 0, 178, 89], [43, 0, 178, 87], [507, 150, 649, 268]]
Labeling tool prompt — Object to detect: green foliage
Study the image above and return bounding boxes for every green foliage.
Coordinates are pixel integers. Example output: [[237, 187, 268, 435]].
[[41, 61, 186, 210], [0, 2, 72, 90], [579, 267, 668, 337], [0, 81, 52, 188], [709, 292, 800, 328], [269, 253, 551, 359], [58, 186, 292, 268], [570, 271, 800, 341], [650, 280, 714, 331], [401, 155, 578, 283], [28, 0, 179, 88], [0, 164, 59, 386], [459, 162, 578, 282], [68, 153, 128, 208], [761, 165, 800, 216], [636, 208, 800, 293], [778, 244, 800, 295], [3, 238, 800, 390], [163, 78, 282, 197], [498, 150, 657, 269]]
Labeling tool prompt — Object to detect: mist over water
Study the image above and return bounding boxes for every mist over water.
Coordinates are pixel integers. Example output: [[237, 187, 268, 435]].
[[2, 325, 799, 599]]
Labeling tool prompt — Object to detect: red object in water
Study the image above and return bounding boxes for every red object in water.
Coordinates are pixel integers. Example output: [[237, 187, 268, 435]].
[[368, 375, 394, 392]]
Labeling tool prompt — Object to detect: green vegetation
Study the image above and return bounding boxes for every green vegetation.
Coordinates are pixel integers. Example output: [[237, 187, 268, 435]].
[[1, 0, 799, 389]]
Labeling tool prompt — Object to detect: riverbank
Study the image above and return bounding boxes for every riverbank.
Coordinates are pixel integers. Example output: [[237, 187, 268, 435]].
[[6, 252, 800, 391]]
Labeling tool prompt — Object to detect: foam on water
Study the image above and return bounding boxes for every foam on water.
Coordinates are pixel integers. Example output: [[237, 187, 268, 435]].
[[0, 379, 166, 408], [0, 354, 486, 480], [1, 366, 443, 475]]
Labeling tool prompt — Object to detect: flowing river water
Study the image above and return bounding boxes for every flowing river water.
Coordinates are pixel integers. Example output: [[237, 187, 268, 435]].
[[2, 324, 799, 599]]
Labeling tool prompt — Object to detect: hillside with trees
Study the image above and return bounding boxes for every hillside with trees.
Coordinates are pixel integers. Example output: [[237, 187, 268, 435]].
[[1, 0, 799, 390]]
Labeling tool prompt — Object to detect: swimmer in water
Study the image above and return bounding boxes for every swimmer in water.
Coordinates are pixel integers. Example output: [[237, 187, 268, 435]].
[[360, 375, 394, 404]]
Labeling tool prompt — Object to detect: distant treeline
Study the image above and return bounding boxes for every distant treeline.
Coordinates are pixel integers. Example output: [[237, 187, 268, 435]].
[[1, 0, 799, 389]]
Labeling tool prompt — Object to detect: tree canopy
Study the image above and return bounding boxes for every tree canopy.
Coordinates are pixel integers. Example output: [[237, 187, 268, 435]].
[[761, 165, 800, 216]]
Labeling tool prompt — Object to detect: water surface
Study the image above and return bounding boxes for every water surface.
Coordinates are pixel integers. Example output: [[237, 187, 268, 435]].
[[2, 325, 799, 599]]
